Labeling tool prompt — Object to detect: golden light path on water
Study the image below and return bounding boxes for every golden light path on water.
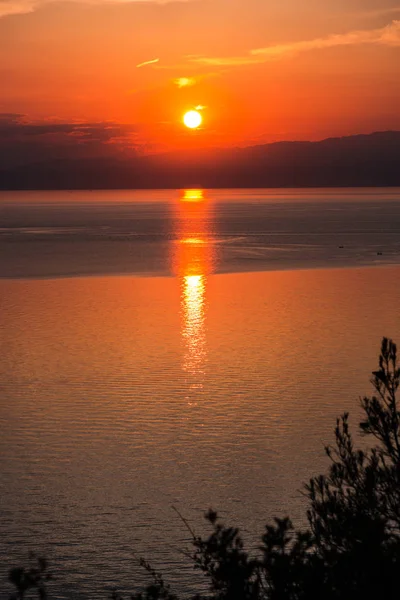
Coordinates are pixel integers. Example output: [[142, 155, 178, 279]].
[[172, 190, 215, 398], [182, 271, 206, 380]]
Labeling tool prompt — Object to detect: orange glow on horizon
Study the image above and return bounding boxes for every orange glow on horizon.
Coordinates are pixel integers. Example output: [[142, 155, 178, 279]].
[[1, 1, 399, 153]]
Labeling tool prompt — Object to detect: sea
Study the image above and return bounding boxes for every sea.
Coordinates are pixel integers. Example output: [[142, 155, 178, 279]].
[[1, 187, 400, 598]]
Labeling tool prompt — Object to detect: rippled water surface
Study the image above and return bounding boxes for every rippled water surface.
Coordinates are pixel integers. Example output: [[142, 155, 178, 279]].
[[1, 188, 400, 598]]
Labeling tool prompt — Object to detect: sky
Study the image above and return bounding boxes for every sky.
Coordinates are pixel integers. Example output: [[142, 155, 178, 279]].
[[1, 0, 400, 159]]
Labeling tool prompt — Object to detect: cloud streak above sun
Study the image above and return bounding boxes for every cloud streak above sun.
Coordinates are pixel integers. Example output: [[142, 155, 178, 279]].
[[190, 20, 400, 67], [136, 58, 160, 68], [174, 77, 196, 88]]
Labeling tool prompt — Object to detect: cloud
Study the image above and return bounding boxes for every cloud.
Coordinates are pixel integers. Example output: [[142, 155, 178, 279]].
[[0, 114, 138, 168], [0, 0, 36, 17], [251, 19, 400, 57], [136, 58, 160, 68], [174, 77, 196, 87], [378, 17, 400, 43], [0, 116, 136, 141], [190, 20, 400, 67], [189, 56, 264, 67], [355, 6, 400, 19], [0, 113, 24, 122], [0, 0, 192, 18]]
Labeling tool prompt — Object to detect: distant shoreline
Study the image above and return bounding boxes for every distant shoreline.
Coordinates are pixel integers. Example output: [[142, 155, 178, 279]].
[[1, 131, 399, 190], [1, 184, 400, 192]]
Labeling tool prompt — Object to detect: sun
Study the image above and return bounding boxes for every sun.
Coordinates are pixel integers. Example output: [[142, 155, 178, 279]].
[[183, 110, 202, 129]]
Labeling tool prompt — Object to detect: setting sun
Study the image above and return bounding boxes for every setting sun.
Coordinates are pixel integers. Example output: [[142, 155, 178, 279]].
[[181, 189, 204, 202], [183, 110, 202, 129]]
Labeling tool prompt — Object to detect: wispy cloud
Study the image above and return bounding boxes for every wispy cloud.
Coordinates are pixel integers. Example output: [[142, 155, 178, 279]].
[[0, 0, 36, 17], [355, 6, 400, 19], [0, 0, 193, 18], [190, 20, 400, 67], [136, 58, 160, 68], [379, 18, 400, 43], [252, 19, 400, 57], [189, 56, 263, 67]]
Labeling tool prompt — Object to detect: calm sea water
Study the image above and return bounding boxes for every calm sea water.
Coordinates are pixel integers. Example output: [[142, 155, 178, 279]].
[[1, 187, 400, 279], [1, 188, 400, 598]]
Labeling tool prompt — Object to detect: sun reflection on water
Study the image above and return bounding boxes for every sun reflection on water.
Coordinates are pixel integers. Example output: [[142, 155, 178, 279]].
[[172, 190, 215, 395], [182, 273, 206, 379]]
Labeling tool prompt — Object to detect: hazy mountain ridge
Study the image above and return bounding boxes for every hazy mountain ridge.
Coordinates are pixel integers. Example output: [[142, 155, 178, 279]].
[[1, 131, 399, 189]]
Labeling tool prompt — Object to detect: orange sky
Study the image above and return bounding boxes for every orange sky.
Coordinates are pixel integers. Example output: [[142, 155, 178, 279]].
[[1, 0, 400, 153]]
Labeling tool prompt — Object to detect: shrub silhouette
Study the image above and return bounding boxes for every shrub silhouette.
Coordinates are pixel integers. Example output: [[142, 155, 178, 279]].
[[9, 338, 400, 600], [8, 555, 51, 600]]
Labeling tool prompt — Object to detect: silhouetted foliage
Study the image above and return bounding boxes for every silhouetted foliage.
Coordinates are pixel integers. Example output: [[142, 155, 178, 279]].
[[111, 557, 178, 600], [8, 554, 51, 600], [9, 338, 400, 599]]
